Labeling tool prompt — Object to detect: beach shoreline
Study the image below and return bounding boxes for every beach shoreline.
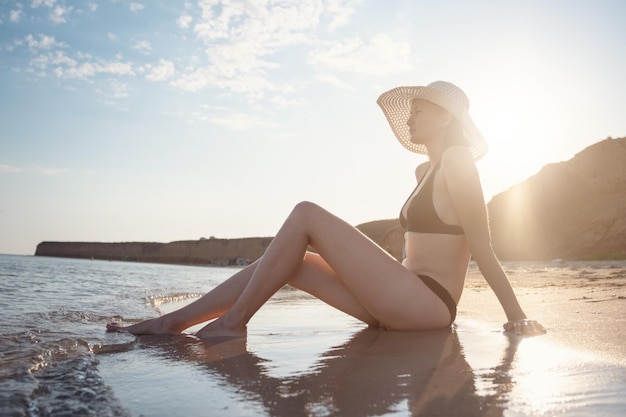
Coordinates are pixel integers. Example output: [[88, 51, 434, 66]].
[[2, 256, 624, 416], [96, 261, 626, 416], [100, 268, 626, 417], [461, 262, 626, 364]]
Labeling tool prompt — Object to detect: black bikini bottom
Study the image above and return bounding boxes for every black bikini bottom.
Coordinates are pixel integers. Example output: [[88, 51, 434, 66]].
[[417, 274, 457, 325]]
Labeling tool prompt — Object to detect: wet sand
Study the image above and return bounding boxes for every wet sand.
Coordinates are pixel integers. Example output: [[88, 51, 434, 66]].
[[98, 262, 626, 416], [461, 261, 626, 364]]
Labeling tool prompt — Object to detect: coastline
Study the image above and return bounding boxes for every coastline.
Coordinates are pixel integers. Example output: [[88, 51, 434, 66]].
[[97, 261, 626, 416]]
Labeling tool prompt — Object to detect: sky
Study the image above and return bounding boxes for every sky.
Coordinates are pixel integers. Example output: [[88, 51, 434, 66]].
[[1, 0, 625, 255]]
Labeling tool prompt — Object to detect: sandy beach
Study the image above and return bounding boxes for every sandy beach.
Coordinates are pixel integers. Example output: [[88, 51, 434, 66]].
[[95, 261, 626, 416], [461, 261, 626, 364]]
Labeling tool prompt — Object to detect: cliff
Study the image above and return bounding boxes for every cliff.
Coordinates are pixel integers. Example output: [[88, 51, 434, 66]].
[[35, 238, 273, 266], [487, 137, 626, 260], [35, 137, 626, 263]]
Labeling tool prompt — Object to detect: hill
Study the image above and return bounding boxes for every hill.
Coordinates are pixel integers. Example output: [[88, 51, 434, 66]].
[[487, 137, 626, 260]]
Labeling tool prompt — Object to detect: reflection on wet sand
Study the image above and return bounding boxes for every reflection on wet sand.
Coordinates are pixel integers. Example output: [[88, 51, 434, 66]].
[[135, 328, 520, 416]]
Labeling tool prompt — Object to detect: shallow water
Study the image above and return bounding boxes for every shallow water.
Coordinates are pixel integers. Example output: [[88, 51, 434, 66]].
[[1, 255, 625, 416], [0, 255, 226, 416]]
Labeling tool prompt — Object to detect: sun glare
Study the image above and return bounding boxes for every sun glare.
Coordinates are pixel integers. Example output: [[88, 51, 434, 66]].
[[485, 108, 523, 141], [482, 106, 528, 161], [510, 338, 585, 415], [473, 90, 553, 200]]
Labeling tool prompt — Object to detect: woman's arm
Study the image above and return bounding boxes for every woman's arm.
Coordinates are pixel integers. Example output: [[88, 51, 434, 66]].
[[441, 147, 545, 336]]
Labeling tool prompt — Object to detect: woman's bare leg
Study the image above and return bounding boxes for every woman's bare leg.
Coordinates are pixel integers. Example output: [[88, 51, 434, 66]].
[[195, 202, 449, 339], [288, 252, 379, 326], [106, 260, 259, 334], [107, 252, 378, 335]]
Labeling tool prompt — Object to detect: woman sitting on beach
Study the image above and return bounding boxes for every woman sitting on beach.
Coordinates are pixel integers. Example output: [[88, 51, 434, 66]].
[[107, 81, 545, 338]]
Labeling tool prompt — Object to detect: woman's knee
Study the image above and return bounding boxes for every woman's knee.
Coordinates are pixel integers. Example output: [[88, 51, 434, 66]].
[[293, 200, 322, 214], [278, 201, 325, 241], [290, 201, 324, 223]]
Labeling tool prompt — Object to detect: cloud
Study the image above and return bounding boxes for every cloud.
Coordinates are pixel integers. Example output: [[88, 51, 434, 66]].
[[193, 1, 319, 47], [146, 59, 175, 81], [0, 164, 69, 175], [170, 64, 274, 100], [0, 164, 22, 173], [167, 1, 337, 97], [10, 0, 404, 112], [324, 0, 362, 30], [95, 80, 131, 109], [129, 3, 144, 12], [31, 166, 69, 175], [165, 0, 377, 99], [43, 51, 135, 79], [49, 5, 71, 24], [25, 46, 135, 79], [19, 33, 135, 107], [25, 33, 65, 51], [10, 7, 24, 23], [31, 0, 57, 8], [97, 79, 131, 99], [177, 14, 193, 29], [132, 40, 151, 55], [308, 34, 413, 76], [30, 1, 72, 23]]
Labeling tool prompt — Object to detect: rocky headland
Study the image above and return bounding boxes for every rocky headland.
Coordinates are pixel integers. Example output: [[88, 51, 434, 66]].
[[36, 137, 626, 264], [488, 137, 626, 260], [35, 238, 272, 266]]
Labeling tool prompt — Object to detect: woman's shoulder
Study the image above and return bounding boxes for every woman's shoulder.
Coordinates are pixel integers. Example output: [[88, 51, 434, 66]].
[[439, 146, 482, 192]]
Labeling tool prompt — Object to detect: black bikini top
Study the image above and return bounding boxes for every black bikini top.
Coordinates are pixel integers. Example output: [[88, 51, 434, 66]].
[[400, 163, 464, 235]]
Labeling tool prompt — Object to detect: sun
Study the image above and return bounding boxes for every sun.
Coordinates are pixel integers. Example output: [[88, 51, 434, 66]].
[[472, 92, 551, 200]]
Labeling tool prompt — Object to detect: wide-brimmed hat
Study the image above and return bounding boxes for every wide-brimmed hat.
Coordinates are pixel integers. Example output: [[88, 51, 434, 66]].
[[377, 81, 488, 160]]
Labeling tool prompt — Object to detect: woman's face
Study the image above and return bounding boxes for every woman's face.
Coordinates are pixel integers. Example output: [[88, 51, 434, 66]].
[[406, 99, 449, 145]]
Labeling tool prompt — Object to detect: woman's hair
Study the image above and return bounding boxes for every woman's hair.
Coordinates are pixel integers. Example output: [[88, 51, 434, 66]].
[[429, 101, 470, 150], [444, 117, 470, 149]]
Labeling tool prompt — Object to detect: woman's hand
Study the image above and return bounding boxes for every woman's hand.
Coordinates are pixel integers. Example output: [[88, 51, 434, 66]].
[[503, 319, 546, 336]]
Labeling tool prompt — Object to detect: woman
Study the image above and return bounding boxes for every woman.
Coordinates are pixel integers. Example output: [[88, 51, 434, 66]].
[[107, 81, 544, 338]]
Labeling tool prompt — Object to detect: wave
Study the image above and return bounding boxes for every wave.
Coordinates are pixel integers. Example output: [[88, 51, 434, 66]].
[[0, 329, 130, 416], [146, 291, 204, 312]]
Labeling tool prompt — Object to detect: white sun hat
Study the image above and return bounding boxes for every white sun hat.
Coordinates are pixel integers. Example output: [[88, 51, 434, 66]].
[[377, 81, 488, 160]]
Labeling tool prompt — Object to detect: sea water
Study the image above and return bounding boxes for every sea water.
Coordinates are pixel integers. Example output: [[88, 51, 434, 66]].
[[0, 254, 229, 416], [1, 254, 625, 416]]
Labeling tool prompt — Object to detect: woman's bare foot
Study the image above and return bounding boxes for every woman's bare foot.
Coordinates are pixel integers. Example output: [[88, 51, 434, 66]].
[[106, 316, 183, 335], [194, 317, 247, 340]]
